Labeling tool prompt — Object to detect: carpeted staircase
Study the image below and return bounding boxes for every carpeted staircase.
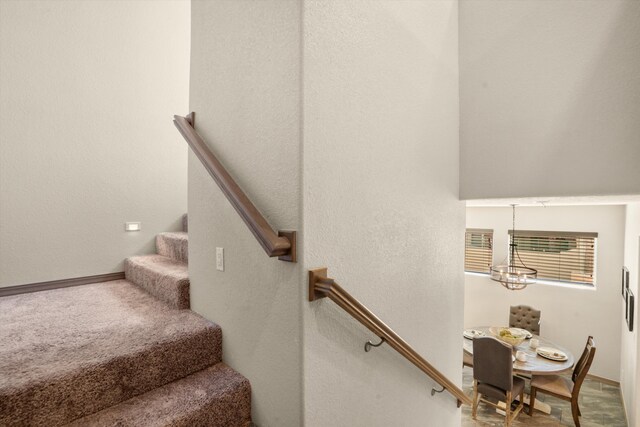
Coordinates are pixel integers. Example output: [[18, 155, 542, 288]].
[[0, 216, 252, 427]]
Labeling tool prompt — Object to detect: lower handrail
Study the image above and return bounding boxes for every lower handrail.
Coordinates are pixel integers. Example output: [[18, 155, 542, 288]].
[[309, 268, 471, 407]]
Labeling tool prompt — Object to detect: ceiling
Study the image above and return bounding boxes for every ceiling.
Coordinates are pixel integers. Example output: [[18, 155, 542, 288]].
[[465, 194, 640, 207]]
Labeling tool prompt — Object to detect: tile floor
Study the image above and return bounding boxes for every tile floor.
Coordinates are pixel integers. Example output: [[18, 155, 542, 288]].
[[461, 368, 628, 426]]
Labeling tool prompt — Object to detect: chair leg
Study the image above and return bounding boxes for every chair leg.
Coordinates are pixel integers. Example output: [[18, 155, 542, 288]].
[[505, 391, 511, 427], [571, 399, 581, 427], [472, 380, 479, 420], [529, 387, 536, 416]]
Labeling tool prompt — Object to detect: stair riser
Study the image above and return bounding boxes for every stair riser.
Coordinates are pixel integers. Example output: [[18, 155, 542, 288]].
[[167, 384, 251, 427], [156, 234, 189, 264], [125, 257, 189, 309], [68, 364, 251, 427], [0, 328, 222, 427]]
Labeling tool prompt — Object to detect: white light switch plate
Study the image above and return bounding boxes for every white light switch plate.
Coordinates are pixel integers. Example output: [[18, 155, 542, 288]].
[[216, 247, 224, 271]]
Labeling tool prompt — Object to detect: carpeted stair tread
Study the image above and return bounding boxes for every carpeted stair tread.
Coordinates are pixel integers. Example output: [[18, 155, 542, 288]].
[[125, 254, 189, 309], [156, 232, 188, 264], [182, 213, 188, 232], [0, 280, 222, 427], [67, 363, 251, 427]]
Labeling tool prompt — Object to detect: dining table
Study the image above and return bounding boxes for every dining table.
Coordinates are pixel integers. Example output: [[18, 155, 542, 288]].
[[463, 326, 575, 375], [463, 326, 575, 415]]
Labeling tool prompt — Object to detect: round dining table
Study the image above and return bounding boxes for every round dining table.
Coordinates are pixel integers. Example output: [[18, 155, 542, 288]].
[[463, 326, 575, 375]]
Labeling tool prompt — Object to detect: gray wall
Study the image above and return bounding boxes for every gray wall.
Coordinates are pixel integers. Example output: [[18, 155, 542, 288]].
[[189, 1, 463, 425], [621, 203, 640, 427], [302, 1, 463, 425], [459, 0, 640, 200], [0, 0, 190, 287], [188, 1, 302, 425]]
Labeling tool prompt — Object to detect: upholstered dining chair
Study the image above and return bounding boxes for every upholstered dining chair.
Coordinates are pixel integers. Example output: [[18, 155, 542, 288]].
[[463, 350, 473, 368], [472, 337, 525, 427], [509, 305, 541, 335], [529, 336, 596, 427]]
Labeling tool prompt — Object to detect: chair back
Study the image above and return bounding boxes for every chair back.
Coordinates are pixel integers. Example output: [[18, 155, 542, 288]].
[[473, 336, 513, 391], [509, 305, 541, 335], [572, 336, 596, 396]]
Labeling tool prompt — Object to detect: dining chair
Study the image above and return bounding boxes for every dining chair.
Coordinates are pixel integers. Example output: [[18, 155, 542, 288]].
[[463, 350, 473, 368], [529, 336, 596, 427], [509, 305, 541, 335], [472, 336, 525, 427]]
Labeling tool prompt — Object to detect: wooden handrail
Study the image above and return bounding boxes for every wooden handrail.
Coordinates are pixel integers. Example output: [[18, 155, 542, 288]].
[[309, 268, 472, 407], [173, 112, 296, 262]]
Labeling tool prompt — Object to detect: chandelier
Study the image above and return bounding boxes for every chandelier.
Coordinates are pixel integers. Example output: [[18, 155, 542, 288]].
[[489, 204, 537, 290]]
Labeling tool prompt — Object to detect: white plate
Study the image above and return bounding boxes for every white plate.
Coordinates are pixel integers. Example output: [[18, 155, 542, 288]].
[[509, 327, 533, 339], [464, 329, 486, 340], [537, 347, 568, 361]]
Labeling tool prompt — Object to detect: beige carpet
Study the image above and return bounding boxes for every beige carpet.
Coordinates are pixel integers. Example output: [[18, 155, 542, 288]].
[[69, 363, 251, 427], [0, 281, 221, 426], [125, 254, 190, 310], [1, 220, 251, 426]]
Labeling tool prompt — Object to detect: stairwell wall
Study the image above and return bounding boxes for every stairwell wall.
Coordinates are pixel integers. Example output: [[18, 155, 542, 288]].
[[189, 1, 462, 425], [0, 0, 190, 287], [302, 2, 463, 426], [188, 1, 303, 426]]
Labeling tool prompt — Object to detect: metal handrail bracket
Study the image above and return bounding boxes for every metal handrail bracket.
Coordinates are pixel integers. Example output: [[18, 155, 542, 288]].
[[308, 268, 471, 407], [173, 112, 296, 262]]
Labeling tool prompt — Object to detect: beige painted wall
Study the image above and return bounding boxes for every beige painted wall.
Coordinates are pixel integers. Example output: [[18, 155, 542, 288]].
[[465, 206, 625, 381], [189, 1, 462, 425], [459, 0, 640, 200], [188, 1, 302, 425], [621, 203, 639, 426], [0, 0, 190, 287], [303, 1, 463, 425]]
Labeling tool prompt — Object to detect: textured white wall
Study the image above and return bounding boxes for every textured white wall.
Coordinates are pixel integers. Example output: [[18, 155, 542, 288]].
[[0, 0, 190, 287], [621, 203, 639, 426], [465, 206, 625, 381], [188, 1, 302, 425], [459, 0, 640, 200], [303, 2, 463, 426]]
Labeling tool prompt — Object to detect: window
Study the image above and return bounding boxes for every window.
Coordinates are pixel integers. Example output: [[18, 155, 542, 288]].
[[465, 229, 493, 274], [509, 230, 597, 286]]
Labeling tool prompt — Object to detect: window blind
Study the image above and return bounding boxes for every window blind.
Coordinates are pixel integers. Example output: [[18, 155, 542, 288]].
[[509, 230, 597, 285], [465, 229, 493, 274]]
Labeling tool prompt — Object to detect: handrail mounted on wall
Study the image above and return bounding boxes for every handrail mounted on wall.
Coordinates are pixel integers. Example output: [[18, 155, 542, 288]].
[[173, 112, 296, 262], [309, 267, 471, 407]]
